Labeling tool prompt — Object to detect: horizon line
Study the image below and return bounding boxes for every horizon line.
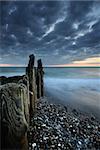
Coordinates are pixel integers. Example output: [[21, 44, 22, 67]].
[[0, 56, 100, 67], [0, 64, 100, 67]]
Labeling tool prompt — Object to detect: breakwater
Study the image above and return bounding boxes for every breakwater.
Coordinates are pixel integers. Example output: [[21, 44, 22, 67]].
[[0, 54, 44, 150]]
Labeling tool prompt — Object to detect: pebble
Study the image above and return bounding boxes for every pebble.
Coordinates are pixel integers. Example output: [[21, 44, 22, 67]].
[[78, 141, 82, 145], [32, 143, 36, 148], [28, 98, 100, 150]]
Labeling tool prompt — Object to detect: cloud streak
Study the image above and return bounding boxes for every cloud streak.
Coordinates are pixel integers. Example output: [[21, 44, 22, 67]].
[[42, 16, 66, 38], [0, 1, 100, 65]]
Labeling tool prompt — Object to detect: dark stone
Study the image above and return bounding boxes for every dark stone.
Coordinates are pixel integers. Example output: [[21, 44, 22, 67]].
[[72, 109, 78, 115], [91, 116, 95, 121]]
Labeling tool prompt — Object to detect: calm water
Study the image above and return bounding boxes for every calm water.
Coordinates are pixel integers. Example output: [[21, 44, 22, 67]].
[[0, 67, 25, 77], [0, 67, 100, 119], [44, 67, 100, 79], [0, 67, 100, 78], [44, 67, 100, 119]]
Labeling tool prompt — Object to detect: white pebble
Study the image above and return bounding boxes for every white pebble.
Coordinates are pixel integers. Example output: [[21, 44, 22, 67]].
[[58, 143, 61, 147], [32, 143, 36, 149], [78, 141, 82, 145]]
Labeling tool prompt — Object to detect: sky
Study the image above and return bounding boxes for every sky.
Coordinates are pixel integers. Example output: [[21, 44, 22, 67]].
[[0, 0, 100, 66]]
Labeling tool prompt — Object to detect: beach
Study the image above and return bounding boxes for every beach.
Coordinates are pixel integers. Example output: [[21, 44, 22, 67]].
[[0, 66, 100, 149], [0, 67, 100, 119], [1, 1, 100, 149], [45, 77, 100, 121], [28, 97, 100, 150]]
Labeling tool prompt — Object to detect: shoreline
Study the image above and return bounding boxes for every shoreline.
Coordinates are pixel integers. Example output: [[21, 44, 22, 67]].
[[0, 72, 100, 149], [28, 97, 100, 150], [44, 77, 100, 122], [1, 78, 100, 149], [45, 91, 100, 122]]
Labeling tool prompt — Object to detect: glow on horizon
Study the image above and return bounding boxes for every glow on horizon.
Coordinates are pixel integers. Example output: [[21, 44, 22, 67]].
[[48, 57, 100, 67], [73, 57, 100, 64], [50, 63, 100, 67], [0, 64, 24, 67]]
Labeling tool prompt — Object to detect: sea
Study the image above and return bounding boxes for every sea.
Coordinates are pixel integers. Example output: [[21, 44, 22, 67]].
[[0, 67, 100, 119]]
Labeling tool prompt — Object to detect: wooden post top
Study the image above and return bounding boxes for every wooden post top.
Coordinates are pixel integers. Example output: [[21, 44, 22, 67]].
[[37, 59, 43, 69], [28, 54, 35, 68]]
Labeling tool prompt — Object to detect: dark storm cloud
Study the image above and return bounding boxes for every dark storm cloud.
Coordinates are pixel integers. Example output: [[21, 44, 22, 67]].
[[0, 0, 100, 65]]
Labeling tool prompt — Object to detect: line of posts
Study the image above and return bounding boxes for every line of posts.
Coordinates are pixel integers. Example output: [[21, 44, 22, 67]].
[[26, 54, 44, 116]]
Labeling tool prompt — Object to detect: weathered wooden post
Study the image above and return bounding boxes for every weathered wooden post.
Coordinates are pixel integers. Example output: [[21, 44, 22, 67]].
[[36, 59, 44, 98], [26, 54, 37, 115], [0, 54, 44, 150], [0, 83, 29, 150]]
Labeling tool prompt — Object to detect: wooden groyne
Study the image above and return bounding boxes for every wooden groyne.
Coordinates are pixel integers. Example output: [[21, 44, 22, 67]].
[[0, 54, 44, 150]]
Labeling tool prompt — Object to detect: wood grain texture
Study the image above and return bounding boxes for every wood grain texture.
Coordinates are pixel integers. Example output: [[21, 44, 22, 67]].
[[0, 82, 29, 149]]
